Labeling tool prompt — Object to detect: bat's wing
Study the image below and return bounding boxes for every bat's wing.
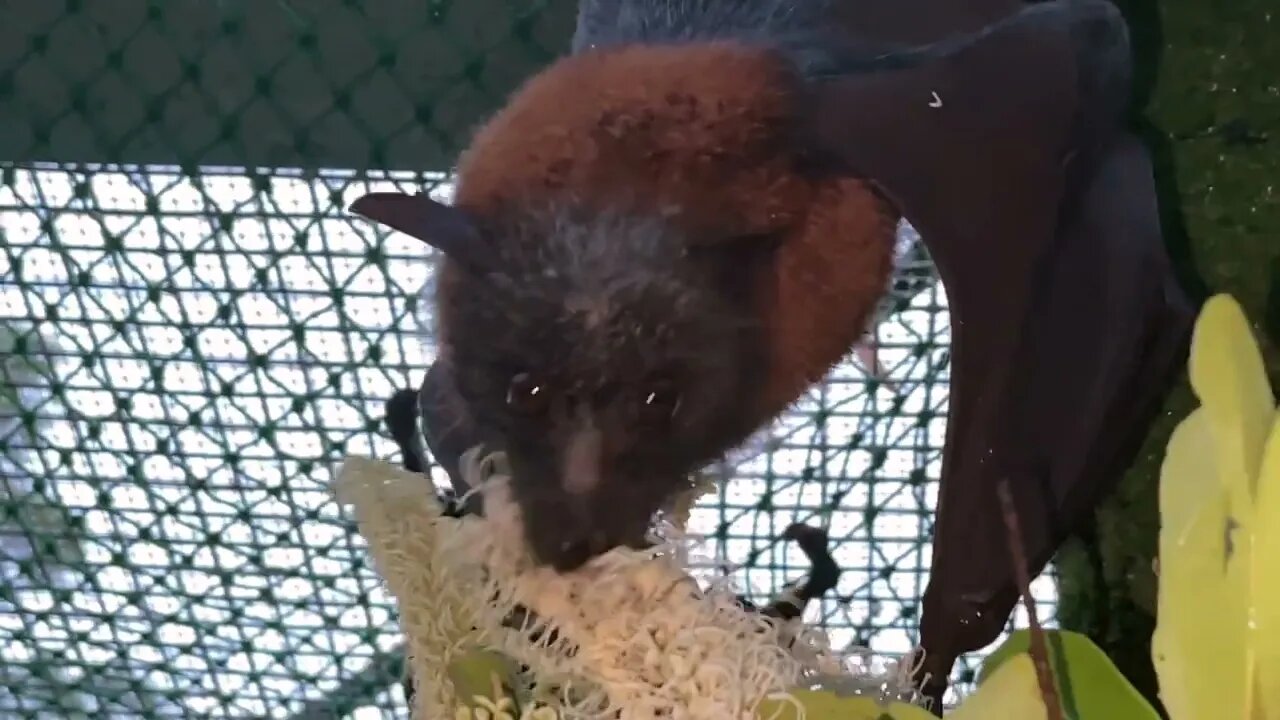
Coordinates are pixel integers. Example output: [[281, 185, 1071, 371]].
[[799, 0, 1194, 705]]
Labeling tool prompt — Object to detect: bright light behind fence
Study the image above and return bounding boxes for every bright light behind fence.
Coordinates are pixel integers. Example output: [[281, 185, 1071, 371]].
[[0, 164, 1057, 717]]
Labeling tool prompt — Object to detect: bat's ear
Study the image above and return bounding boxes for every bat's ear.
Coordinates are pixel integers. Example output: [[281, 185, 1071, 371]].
[[349, 192, 493, 275]]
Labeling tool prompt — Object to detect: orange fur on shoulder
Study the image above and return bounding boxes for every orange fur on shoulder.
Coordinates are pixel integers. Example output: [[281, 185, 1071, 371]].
[[450, 41, 897, 418], [760, 179, 897, 416], [454, 41, 810, 237]]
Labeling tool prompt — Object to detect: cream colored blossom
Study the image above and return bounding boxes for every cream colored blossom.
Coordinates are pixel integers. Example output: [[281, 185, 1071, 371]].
[[333, 452, 896, 720]]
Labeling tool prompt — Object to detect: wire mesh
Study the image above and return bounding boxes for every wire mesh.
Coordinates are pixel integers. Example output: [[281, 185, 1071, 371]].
[[0, 2, 1058, 718]]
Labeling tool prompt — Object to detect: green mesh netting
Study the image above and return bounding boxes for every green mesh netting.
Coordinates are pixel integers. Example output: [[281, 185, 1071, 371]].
[[0, 2, 1056, 718]]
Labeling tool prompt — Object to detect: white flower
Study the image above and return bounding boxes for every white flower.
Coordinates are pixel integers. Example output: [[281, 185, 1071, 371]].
[[334, 453, 886, 720]]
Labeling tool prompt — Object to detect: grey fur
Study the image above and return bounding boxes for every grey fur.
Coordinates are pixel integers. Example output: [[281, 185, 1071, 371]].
[[439, 202, 773, 570], [572, 0, 831, 52], [450, 210, 755, 402]]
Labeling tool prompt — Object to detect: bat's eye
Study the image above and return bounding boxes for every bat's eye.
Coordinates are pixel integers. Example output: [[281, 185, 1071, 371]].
[[507, 372, 549, 415], [640, 379, 681, 424]]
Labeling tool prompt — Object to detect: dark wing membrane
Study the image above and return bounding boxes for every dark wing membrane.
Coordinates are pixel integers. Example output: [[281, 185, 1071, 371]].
[[796, 0, 1193, 705]]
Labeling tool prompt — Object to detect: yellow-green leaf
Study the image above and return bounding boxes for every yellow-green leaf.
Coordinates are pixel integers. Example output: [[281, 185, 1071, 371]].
[[1151, 408, 1249, 719], [1186, 294, 1272, 501], [978, 629, 1160, 719], [1152, 293, 1276, 720], [949, 654, 1047, 720], [1253, 412, 1280, 719]]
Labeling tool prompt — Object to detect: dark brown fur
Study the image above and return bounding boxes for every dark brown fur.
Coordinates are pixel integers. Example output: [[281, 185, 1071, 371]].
[[444, 42, 896, 421], [351, 38, 900, 571]]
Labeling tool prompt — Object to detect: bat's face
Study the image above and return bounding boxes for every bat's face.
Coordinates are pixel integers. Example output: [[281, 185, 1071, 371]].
[[442, 208, 771, 571]]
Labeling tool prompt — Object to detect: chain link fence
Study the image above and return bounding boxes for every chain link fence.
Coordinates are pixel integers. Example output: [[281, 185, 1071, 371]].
[[0, 2, 1056, 717]]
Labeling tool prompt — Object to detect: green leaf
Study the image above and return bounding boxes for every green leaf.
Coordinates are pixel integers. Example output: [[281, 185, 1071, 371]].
[[757, 655, 1049, 720], [756, 689, 936, 720], [978, 629, 1161, 719]]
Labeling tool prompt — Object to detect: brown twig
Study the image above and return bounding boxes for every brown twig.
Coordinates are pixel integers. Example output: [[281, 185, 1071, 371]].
[[996, 479, 1064, 720]]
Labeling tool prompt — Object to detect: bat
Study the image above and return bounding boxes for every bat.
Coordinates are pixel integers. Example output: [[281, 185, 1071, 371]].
[[355, 0, 910, 573], [358, 0, 1195, 708]]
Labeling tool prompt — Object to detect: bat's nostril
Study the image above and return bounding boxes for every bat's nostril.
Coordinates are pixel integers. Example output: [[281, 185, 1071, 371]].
[[549, 538, 593, 572], [543, 530, 615, 572]]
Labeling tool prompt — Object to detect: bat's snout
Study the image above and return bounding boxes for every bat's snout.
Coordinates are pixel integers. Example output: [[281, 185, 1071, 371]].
[[517, 478, 654, 573], [544, 527, 617, 572], [514, 417, 658, 571], [522, 496, 644, 571]]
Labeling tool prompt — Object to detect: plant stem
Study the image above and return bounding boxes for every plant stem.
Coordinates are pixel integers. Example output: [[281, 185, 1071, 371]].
[[997, 479, 1064, 720]]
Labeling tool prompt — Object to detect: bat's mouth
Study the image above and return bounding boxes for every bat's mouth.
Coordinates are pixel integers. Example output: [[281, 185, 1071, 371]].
[[454, 444, 665, 571], [540, 528, 637, 572], [524, 498, 659, 572]]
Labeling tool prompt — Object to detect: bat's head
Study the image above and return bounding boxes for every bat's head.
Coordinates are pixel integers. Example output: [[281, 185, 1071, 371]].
[[350, 42, 897, 570], [351, 193, 773, 570]]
